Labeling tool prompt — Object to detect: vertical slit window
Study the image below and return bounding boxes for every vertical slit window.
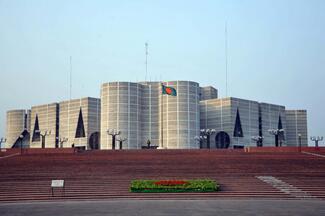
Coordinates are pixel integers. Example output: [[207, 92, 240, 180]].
[[258, 105, 263, 137]]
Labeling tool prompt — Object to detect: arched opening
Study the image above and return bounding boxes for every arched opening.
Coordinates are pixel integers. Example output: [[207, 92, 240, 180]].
[[215, 131, 230, 149], [89, 132, 99, 150]]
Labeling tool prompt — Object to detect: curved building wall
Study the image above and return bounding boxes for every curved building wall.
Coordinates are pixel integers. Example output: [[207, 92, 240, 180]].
[[140, 82, 160, 147], [5, 109, 31, 148], [101, 82, 142, 149], [160, 81, 200, 149]]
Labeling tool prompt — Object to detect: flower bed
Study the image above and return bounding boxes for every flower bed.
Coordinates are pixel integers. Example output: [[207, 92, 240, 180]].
[[130, 179, 219, 193], [154, 180, 189, 186]]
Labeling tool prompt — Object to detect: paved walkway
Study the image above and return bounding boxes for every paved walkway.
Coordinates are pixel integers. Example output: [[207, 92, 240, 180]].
[[1, 199, 325, 216]]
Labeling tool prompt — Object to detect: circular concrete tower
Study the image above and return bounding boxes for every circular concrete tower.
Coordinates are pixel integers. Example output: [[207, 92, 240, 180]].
[[100, 82, 142, 149], [6, 109, 31, 148], [160, 81, 200, 149]]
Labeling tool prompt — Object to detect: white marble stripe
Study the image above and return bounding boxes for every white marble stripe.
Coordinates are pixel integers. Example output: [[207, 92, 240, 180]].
[[302, 151, 325, 158], [257, 176, 317, 199]]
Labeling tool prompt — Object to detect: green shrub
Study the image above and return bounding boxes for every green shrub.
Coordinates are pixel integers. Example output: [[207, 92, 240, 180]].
[[130, 179, 219, 193]]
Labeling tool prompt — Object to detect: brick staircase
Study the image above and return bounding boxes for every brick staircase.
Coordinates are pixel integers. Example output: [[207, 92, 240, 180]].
[[0, 149, 324, 201]]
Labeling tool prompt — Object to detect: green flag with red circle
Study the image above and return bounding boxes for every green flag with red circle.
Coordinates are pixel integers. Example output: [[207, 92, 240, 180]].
[[162, 85, 177, 96]]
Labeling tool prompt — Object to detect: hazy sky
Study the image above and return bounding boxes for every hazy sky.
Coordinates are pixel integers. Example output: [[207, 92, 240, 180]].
[[0, 0, 324, 145]]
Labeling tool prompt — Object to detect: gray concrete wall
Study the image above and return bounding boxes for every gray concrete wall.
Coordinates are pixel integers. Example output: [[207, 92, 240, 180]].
[[59, 97, 100, 149], [5, 81, 308, 150], [160, 81, 200, 149], [101, 81, 201, 150], [140, 82, 160, 147], [30, 103, 59, 148], [5, 109, 31, 148], [200, 97, 259, 148], [200, 98, 231, 148], [101, 82, 143, 149], [200, 86, 218, 101], [285, 110, 308, 146], [231, 98, 259, 147], [259, 103, 286, 147]]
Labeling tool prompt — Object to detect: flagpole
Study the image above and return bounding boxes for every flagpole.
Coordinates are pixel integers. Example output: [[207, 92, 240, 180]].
[[160, 83, 164, 149]]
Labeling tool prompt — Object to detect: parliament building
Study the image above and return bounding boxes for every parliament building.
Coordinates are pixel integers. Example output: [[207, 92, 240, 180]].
[[5, 81, 308, 149]]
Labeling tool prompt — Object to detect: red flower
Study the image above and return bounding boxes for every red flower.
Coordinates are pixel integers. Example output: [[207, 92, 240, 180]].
[[154, 180, 188, 186]]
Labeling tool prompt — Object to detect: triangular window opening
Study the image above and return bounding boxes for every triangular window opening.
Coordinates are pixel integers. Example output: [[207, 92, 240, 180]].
[[75, 108, 86, 138], [32, 115, 41, 142], [233, 108, 244, 137]]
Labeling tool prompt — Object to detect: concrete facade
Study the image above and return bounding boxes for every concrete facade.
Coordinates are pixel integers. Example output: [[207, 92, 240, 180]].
[[200, 98, 289, 148], [5, 80, 308, 149], [59, 97, 100, 149], [160, 81, 200, 149], [100, 82, 143, 149], [200, 98, 259, 148], [140, 82, 160, 147], [5, 109, 31, 148], [100, 81, 200, 149], [30, 103, 59, 148], [285, 110, 308, 146], [199, 86, 218, 101], [259, 103, 286, 147]]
